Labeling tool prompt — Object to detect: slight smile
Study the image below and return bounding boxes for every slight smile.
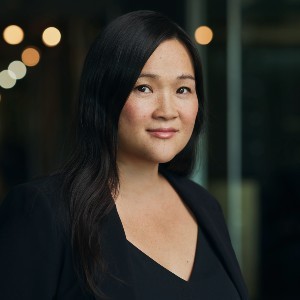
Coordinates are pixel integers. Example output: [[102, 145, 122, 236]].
[[146, 128, 179, 139]]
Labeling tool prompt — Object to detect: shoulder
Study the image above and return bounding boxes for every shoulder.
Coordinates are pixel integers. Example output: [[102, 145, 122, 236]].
[[15, 172, 63, 198], [0, 174, 88, 298], [0, 173, 65, 231], [1, 173, 63, 207], [160, 168, 222, 212]]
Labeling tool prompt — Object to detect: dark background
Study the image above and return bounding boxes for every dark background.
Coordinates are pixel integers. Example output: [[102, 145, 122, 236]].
[[0, 0, 299, 299]]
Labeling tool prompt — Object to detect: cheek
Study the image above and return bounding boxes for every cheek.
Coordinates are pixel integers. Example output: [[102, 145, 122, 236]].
[[120, 101, 137, 123], [191, 101, 199, 120], [119, 100, 148, 130], [183, 100, 199, 128]]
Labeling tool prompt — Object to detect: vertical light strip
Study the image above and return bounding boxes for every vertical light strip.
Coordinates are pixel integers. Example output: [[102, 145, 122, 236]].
[[227, 0, 243, 265], [185, 0, 208, 187]]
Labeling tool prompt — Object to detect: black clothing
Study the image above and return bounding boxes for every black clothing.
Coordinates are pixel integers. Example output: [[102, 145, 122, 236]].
[[127, 225, 241, 300], [0, 170, 249, 299]]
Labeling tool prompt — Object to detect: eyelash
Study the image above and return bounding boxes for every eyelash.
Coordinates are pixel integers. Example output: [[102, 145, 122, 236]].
[[177, 87, 191, 94], [135, 85, 152, 93], [134, 85, 192, 94]]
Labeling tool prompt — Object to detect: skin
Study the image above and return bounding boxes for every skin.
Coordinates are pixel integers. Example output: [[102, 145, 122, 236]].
[[117, 39, 198, 169], [115, 39, 199, 281]]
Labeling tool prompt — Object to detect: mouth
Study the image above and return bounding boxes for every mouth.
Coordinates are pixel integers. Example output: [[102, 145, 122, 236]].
[[146, 128, 179, 139]]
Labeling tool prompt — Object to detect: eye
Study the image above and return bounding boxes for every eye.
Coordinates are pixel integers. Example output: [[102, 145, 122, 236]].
[[135, 85, 152, 93], [177, 87, 191, 94]]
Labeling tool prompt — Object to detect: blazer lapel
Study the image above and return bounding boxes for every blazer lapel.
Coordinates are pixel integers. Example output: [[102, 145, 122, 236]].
[[100, 205, 136, 299], [163, 170, 248, 300]]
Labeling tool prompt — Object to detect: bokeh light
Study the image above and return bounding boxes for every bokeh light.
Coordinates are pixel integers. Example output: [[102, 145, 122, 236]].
[[195, 26, 213, 45], [3, 25, 24, 45], [42, 27, 61, 47], [8, 61, 27, 79], [0, 70, 17, 89], [21, 47, 40, 67]]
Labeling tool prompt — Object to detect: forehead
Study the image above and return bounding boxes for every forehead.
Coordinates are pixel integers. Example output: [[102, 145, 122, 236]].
[[140, 39, 195, 75]]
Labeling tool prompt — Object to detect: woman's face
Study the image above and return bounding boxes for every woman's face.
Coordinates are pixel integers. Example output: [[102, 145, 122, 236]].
[[117, 39, 199, 166]]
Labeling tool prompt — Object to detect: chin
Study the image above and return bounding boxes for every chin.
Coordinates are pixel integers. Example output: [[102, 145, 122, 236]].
[[150, 146, 186, 164], [152, 153, 178, 164]]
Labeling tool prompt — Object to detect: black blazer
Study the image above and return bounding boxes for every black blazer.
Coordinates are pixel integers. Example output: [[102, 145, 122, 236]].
[[0, 171, 249, 300]]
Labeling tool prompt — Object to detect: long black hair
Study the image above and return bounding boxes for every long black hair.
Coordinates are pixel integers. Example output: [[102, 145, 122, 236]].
[[61, 10, 205, 298]]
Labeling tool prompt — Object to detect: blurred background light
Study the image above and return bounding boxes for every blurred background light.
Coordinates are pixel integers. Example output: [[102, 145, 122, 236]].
[[0, 70, 17, 89], [8, 61, 27, 79], [8, 70, 16, 80], [42, 27, 61, 47], [21, 47, 40, 67], [195, 25, 213, 45], [3, 25, 24, 45]]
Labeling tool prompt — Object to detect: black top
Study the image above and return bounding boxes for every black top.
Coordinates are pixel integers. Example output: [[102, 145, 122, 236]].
[[127, 225, 241, 300]]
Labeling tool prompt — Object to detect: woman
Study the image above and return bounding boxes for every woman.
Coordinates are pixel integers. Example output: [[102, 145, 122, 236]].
[[0, 10, 248, 300]]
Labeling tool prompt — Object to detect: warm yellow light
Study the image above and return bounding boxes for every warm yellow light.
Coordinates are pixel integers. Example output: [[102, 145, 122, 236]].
[[8, 61, 27, 79], [3, 25, 24, 45], [21, 47, 40, 67], [0, 70, 17, 89], [195, 26, 213, 45], [42, 27, 61, 47]]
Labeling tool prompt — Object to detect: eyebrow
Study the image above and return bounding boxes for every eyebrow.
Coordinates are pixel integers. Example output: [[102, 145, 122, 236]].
[[138, 73, 195, 81], [177, 74, 195, 81]]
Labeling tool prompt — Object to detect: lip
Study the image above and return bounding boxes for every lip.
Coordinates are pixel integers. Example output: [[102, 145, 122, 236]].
[[147, 128, 178, 139]]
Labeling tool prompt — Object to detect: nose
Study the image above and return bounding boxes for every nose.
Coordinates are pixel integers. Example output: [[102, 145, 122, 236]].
[[152, 92, 179, 120]]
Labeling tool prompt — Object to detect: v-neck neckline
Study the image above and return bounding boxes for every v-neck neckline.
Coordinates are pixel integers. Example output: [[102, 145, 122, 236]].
[[115, 170, 200, 284], [126, 225, 200, 284], [103, 169, 247, 299]]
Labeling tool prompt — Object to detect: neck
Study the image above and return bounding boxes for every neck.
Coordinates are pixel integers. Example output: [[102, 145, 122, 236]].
[[116, 157, 164, 206]]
